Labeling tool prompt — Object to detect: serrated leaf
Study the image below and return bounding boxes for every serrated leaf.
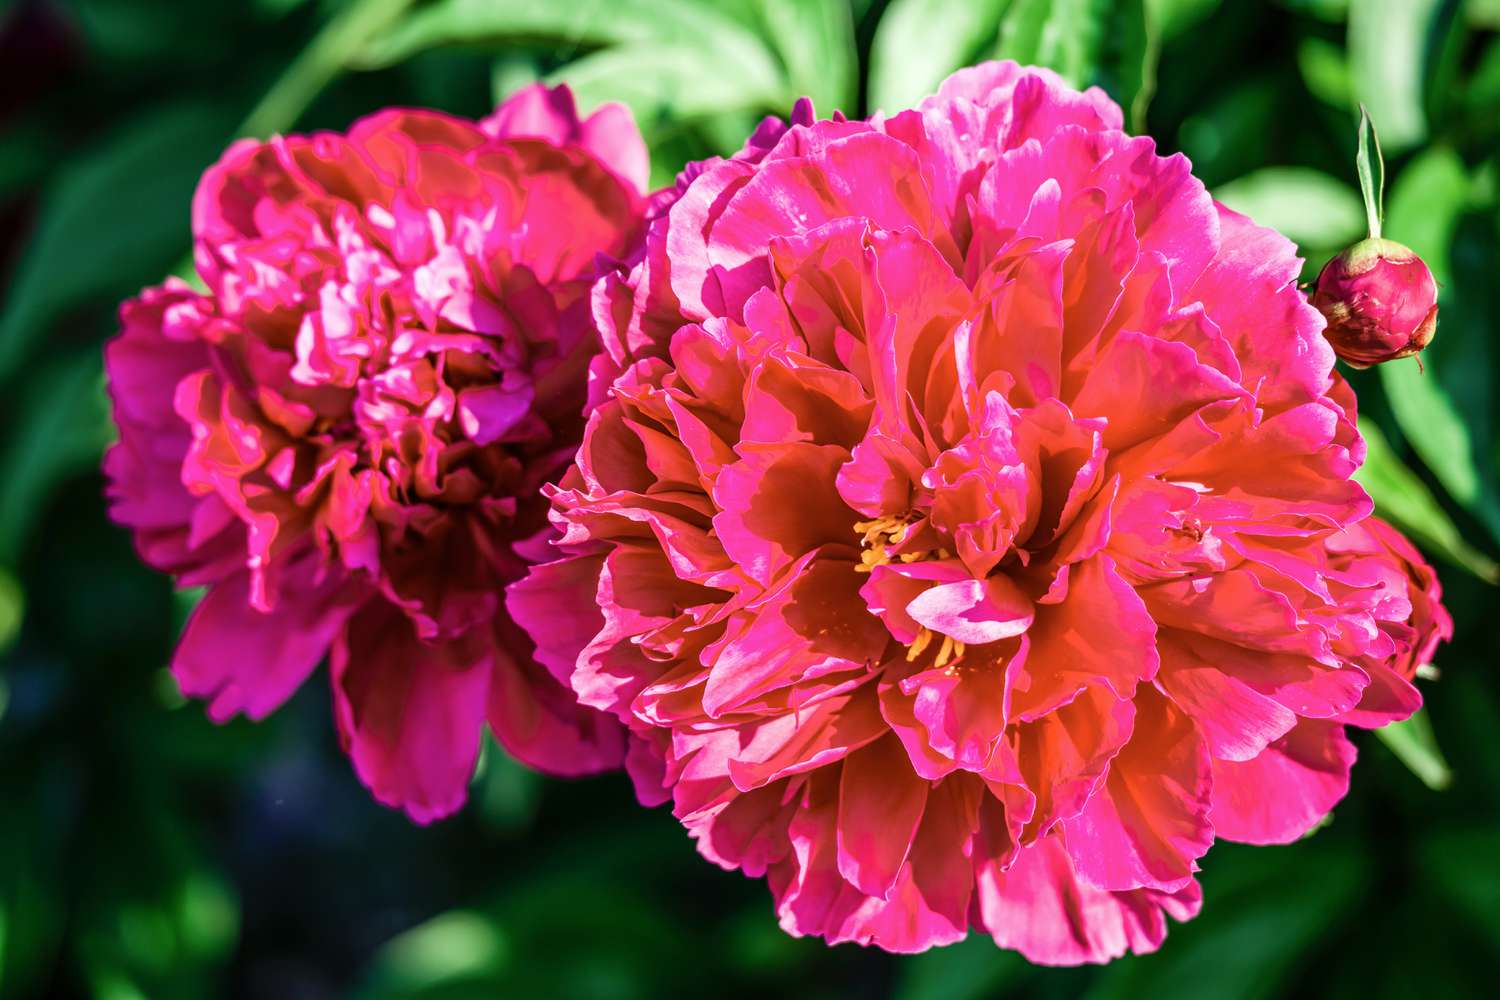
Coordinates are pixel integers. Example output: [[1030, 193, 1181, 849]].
[[1353, 420, 1499, 584], [1214, 167, 1366, 250], [1375, 709, 1452, 790], [867, 0, 1010, 112]]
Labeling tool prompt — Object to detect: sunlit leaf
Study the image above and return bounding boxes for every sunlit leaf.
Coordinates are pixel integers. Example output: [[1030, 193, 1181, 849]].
[[549, 40, 784, 131], [1298, 35, 1352, 108], [755, 0, 859, 114], [1379, 356, 1500, 545], [1214, 167, 1365, 250], [995, 0, 1157, 129], [867, 0, 1009, 112], [1147, 0, 1222, 40], [1375, 709, 1452, 790], [1385, 145, 1469, 286], [1354, 103, 1383, 237], [0, 566, 21, 654], [238, 0, 418, 138], [365, 910, 509, 993], [1353, 420, 1498, 583], [1347, 0, 1448, 154]]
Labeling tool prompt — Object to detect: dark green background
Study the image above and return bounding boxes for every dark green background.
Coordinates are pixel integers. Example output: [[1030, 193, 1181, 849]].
[[2, 0, 1498, 996]]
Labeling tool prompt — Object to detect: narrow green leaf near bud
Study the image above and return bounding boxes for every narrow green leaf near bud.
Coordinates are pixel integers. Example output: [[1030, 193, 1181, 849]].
[[1356, 104, 1385, 239]]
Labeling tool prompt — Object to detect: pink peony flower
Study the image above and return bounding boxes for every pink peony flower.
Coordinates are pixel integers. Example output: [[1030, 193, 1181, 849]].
[[509, 63, 1450, 961], [105, 84, 649, 822], [1310, 237, 1439, 367]]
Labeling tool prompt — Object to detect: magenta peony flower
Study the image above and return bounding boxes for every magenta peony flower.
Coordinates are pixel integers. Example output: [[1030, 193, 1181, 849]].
[[105, 84, 649, 822], [509, 63, 1451, 961], [1310, 237, 1439, 368]]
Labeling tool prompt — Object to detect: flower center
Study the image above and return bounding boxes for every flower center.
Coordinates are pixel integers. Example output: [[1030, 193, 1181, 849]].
[[853, 515, 965, 670], [852, 515, 914, 573]]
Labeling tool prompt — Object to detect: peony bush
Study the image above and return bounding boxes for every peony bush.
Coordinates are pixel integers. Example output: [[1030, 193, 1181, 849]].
[[102, 54, 1452, 965]]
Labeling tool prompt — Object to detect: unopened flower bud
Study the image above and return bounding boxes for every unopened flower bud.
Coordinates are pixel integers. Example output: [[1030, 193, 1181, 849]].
[[1310, 237, 1438, 368]]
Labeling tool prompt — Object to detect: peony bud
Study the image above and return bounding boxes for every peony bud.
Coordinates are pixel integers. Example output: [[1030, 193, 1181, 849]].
[[1311, 236, 1438, 368]]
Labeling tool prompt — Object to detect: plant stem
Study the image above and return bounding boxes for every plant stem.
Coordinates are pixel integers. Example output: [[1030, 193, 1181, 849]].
[[237, 0, 416, 139]]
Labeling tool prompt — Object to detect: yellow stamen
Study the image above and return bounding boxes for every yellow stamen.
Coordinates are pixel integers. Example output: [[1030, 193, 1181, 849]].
[[905, 627, 934, 662], [933, 634, 956, 669]]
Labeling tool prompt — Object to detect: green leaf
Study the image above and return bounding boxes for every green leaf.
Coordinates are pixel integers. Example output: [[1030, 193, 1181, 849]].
[[1379, 356, 1500, 545], [1374, 709, 1452, 790], [1147, 0, 1222, 40], [364, 0, 793, 135], [365, 911, 509, 993], [1213, 167, 1366, 250], [0, 566, 21, 654], [1355, 104, 1384, 238], [754, 0, 859, 114], [1353, 420, 1499, 584], [547, 40, 784, 131], [1297, 35, 1352, 109], [1420, 830, 1500, 953], [1347, 0, 1447, 154], [994, 0, 1158, 129], [895, 933, 1030, 1000], [867, 0, 1009, 113], [1088, 843, 1367, 1000], [0, 355, 114, 566], [1385, 146, 1468, 286], [238, 0, 417, 138], [0, 102, 234, 384], [356, 0, 639, 68]]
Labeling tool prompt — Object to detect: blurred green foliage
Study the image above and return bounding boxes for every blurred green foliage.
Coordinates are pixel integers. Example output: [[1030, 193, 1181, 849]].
[[2, 0, 1499, 996]]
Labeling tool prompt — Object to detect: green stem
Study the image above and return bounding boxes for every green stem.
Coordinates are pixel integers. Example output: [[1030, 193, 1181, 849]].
[[237, 0, 416, 139]]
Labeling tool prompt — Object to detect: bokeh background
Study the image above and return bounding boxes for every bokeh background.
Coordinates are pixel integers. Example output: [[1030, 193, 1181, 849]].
[[2, 0, 1498, 996]]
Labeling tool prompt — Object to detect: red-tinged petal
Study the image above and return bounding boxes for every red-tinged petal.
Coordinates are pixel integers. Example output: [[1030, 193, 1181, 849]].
[[174, 565, 360, 722], [503, 553, 605, 687], [704, 556, 886, 717], [1017, 685, 1136, 840], [712, 442, 858, 584], [906, 574, 1034, 644], [487, 637, 626, 776], [690, 779, 801, 877], [975, 833, 1201, 966], [1014, 555, 1157, 717], [1070, 331, 1245, 452], [837, 734, 930, 898], [1341, 659, 1422, 729], [724, 684, 887, 792], [1157, 628, 1368, 760], [1061, 688, 1212, 892], [331, 602, 491, 824], [1209, 719, 1354, 845]]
